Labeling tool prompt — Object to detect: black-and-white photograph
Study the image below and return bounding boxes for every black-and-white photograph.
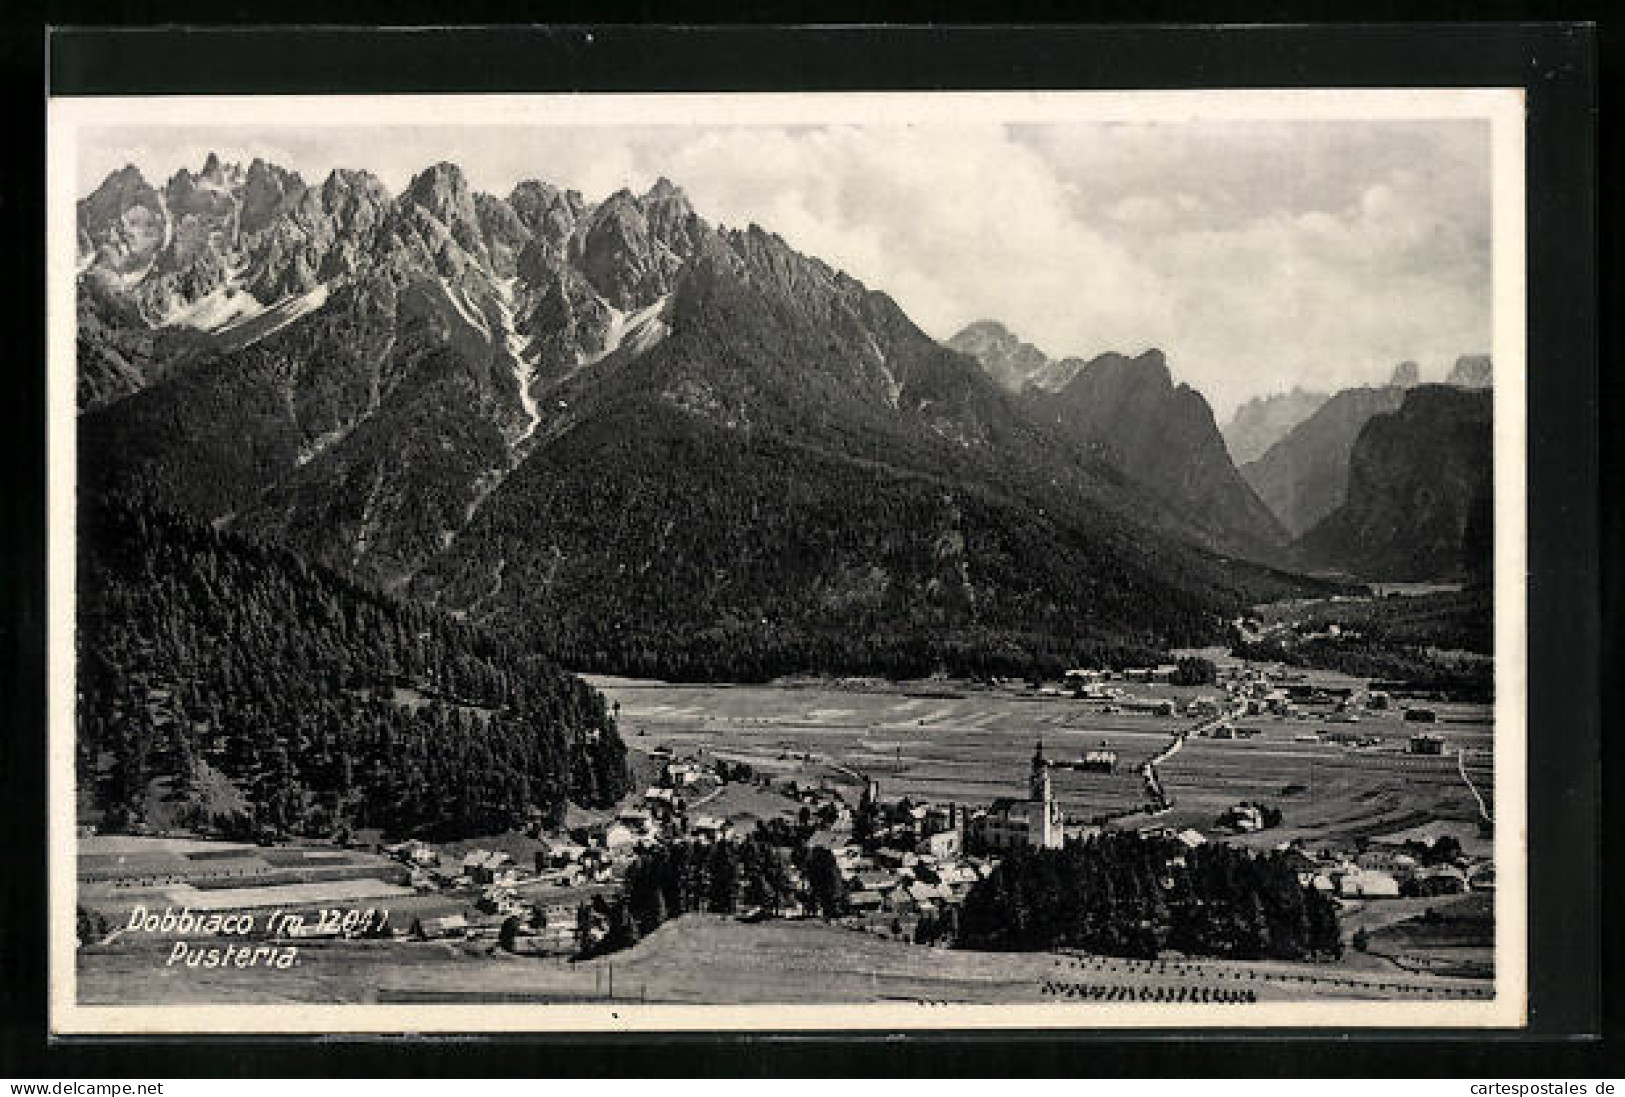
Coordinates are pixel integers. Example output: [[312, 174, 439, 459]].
[[47, 90, 1526, 1032]]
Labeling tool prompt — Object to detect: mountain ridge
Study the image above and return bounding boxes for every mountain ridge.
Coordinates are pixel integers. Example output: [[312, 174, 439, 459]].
[[79, 154, 1332, 677]]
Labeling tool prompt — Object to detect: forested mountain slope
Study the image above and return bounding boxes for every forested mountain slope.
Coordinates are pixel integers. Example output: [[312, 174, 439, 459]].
[[78, 496, 631, 838]]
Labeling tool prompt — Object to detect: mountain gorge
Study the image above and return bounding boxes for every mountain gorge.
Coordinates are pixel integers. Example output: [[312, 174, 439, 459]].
[[78, 154, 1332, 680], [1240, 385, 1410, 540]]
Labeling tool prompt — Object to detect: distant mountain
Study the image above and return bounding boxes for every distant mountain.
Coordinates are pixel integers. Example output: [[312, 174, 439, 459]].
[[1296, 385, 1493, 580], [78, 155, 1325, 679], [1447, 354, 1493, 389], [1020, 349, 1290, 561], [947, 324, 1287, 561], [945, 321, 1086, 394], [1240, 384, 1408, 539], [1221, 386, 1330, 466]]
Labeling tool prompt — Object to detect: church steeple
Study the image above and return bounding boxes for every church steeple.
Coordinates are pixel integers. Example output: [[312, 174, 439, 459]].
[[1030, 738, 1058, 848], [1029, 739, 1051, 802]]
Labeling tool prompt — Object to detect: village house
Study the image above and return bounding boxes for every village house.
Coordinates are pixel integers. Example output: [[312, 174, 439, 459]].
[[615, 806, 656, 836], [664, 760, 706, 788], [534, 905, 580, 952], [1408, 732, 1446, 755], [921, 828, 962, 858], [689, 815, 733, 843], [1338, 869, 1401, 899], [461, 849, 515, 885], [1356, 849, 1421, 877], [592, 822, 639, 850], [1218, 803, 1265, 833], [411, 913, 470, 940], [847, 890, 885, 913]]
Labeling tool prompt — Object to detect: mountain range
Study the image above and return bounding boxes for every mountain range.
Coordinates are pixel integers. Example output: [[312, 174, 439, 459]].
[[77, 153, 1493, 678]]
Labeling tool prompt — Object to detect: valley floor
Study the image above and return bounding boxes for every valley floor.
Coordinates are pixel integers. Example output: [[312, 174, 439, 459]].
[[75, 669, 1498, 1011]]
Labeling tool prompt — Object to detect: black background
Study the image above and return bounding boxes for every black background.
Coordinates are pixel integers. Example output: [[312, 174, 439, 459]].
[[2, 16, 1611, 1078]]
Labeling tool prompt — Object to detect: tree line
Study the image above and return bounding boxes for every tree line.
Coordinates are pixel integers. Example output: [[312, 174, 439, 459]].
[[956, 832, 1341, 961], [576, 833, 848, 957]]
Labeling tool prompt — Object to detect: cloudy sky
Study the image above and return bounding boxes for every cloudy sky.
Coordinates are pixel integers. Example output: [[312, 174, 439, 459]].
[[80, 117, 1491, 417]]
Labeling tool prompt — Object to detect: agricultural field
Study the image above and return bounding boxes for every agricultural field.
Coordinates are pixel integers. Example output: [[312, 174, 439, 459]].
[[78, 913, 1492, 1006], [591, 674, 1494, 847]]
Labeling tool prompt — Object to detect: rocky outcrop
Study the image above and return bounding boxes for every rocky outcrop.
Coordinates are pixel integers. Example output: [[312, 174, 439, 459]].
[[1296, 385, 1493, 580], [945, 320, 1086, 394], [1447, 354, 1493, 389]]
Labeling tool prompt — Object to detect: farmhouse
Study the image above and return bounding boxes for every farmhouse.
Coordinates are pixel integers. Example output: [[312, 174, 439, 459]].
[[1408, 733, 1446, 755], [461, 850, 515, 884], [1217, 803, 1265, 833], [1080, 748, 1118, 774]]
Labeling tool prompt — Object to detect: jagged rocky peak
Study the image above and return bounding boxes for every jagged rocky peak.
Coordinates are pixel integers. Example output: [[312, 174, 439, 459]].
[[168, 152, 244, 198], [508, 179, 587, 250], [946, 321, 1050, 393], [1447, 354, 1493, 389], [575, 185, 706, 310], [240, 158, 306, 235], [83, 163, 157, 210], [77, 165, 167, 276], [1390, 360, 1420, 387], [199, 151, 233, 187], [403, 161, 478, 231], [947, 320, 1092, 394]]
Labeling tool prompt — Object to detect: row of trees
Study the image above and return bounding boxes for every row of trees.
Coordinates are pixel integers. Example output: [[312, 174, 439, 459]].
[[955, 833, 1341, 962], [78, 496, 632, 839], [578, 833, 849, 957]]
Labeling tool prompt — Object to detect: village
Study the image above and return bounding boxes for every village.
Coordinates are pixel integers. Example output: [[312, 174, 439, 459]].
[[317, 656, 1496, 959], [76, 653, 1498, 1001]]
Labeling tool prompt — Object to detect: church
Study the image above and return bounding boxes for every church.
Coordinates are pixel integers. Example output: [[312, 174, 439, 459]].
[[967, 741, 1063, 851]]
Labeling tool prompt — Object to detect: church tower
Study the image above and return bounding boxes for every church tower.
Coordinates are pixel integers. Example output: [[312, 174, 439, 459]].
[[1030, 740, 1058, 848]]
